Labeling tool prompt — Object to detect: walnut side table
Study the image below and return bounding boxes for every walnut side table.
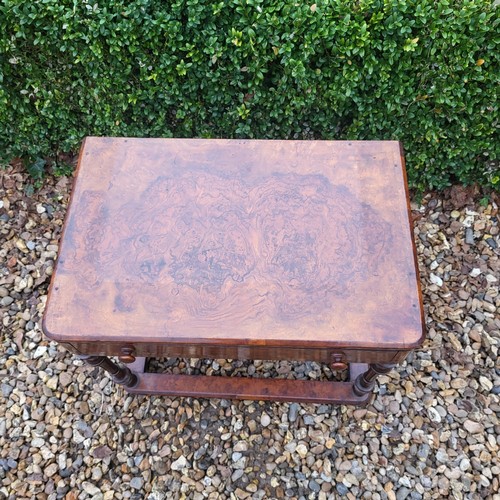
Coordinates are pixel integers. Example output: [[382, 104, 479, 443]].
[[42, 138, 424, 405]]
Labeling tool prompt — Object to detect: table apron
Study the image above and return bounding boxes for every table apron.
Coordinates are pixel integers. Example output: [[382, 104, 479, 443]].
[[62, 342, 408, 365]]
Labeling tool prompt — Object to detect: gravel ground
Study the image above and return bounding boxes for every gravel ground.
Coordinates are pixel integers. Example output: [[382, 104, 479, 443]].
[[1, 164, 499, 500]]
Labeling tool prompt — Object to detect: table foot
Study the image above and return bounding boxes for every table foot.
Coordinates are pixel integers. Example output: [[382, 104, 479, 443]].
[[79, 355, 139, 388], [123, 360, 376, 405], [352, 363, 396, 397]]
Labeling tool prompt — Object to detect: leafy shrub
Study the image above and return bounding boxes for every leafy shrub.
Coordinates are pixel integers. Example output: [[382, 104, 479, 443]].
[[0, 0, 498, 190]]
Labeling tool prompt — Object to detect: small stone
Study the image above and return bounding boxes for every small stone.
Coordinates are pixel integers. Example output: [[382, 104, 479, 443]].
[[130, 477, 143, 490], [15, 238, 28, 253], [233, 441, 248, 452], [344, 473, 359, 487], [399, 477, 412, 488], [295, 444, 308, 458], [450, 378, 467, 389], [1, 384, 14, 398], [246, 483, 258, 493], [460, 458, 471, 471], [353, 409, 367, 420], [436, 449, 448, 463], [336, 484, 349, 496], [463, 420, 483, 434], [46, 376, 58, 390], [427, 407, 442, 423], [45, 463, 58, 477], [1, 296, 14, 307], [465, 228, 475, 245], [56, 372, 72, 388], [447, 332, 463, 351], [33, 346, 47, 358], [470, 268, 481, 277], [234, 489, 250, 499], [288, 403, 300, 423], [396, 487, 411, 500], [82, 482, 101, 496], [479, 376, 493, 391], [171, 456, 187, 471], [31, 438, 45, 448], [0, 287, 8, 298], [233, 457, 247, 469], [260, 413, 271, 427], [231, 469, 244, 482], [429, 273, 443, 286], [309, 480, 321, 493], [92, 467, 103, 481], [486, 237, 497, 249], [417, 444, 430, 461]]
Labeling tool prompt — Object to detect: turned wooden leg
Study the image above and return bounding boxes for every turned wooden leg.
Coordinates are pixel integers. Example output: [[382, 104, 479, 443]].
[[80, 355, 139, 388], [353, 363, 396, 397]]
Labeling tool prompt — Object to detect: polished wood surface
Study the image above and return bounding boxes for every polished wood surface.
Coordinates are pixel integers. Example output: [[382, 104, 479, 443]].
[[43, 138, 424, 352]]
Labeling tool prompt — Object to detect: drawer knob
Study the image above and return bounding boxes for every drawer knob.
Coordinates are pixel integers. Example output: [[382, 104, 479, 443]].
[[119, 347, 136, 364], [330, 353, 348, 371]]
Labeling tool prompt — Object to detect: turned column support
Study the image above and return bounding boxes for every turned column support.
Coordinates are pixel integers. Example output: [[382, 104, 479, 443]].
[[79, 355, 139, 388], [353, 363, 396, 397]]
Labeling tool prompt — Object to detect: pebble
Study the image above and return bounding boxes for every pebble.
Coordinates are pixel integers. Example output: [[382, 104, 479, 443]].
[[463, 420, 483, 434], [260, 413, 271, 427], [486, 237, 497, 249], [295, 444, 308, 458], [429, 273, 443, 286], [130, 477, 143, 490], [336, 484, 349, 496], [171, 456, 187, 471], [82, 482, 101, 496], [396, 487, 411, 500], [1, 296, 14, 307], [309, 480, 320, 493], [1, 384, 14, 398], [45, 463, 58, 477], [479, 376, 493, 391], [427, 407, 442, 423]]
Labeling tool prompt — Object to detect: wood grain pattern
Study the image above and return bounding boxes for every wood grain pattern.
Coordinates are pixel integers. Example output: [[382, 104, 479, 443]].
[[43, 138, 425, 352], [124, 372, 372, 404]]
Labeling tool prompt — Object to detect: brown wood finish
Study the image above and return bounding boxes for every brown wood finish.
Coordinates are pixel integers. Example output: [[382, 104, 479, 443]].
[[42, 138, 425, 404], [66, 341, 406, 364], [121, 357, 372, 404]]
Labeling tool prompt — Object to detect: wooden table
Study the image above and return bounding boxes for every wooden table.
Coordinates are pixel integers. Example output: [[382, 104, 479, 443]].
[[43, 138, 424, 405]]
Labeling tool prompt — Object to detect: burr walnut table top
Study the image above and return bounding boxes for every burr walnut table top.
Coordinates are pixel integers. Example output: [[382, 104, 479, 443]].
[[43, 138, 424, 351]]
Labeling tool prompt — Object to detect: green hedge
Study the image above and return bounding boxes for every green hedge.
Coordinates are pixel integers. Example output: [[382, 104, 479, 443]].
[[1, 0, 498, 190]]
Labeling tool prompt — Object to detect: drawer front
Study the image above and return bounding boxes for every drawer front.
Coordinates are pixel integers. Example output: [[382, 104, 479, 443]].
[[67, 341, 407, 365]]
